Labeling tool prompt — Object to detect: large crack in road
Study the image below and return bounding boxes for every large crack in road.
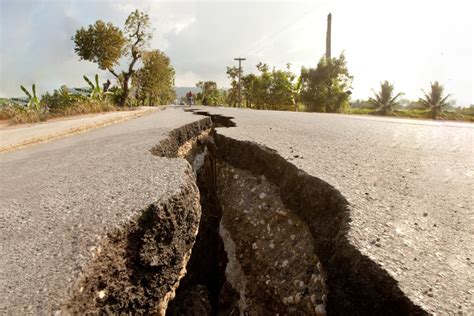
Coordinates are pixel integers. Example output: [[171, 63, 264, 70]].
[[62, 109, 427, 315], [170, 110, 425, 315]]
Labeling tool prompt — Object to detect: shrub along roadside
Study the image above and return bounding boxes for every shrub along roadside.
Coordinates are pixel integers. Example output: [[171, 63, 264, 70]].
[[0, 104, 47, 124], [0, 99, 118, 125]]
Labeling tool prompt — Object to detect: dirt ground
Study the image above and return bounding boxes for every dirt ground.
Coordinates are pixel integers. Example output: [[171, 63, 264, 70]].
[[217, 162, 328, 315]]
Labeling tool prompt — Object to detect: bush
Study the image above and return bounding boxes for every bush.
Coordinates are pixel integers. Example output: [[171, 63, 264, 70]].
[[41, 86, 88, 113], [0, 104, 48, 124], [0, 99, 117, 124], [57, 99, 116, 116]]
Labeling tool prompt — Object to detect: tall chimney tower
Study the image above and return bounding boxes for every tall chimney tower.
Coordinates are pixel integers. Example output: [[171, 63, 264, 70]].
[[326, 13, 332, 60]]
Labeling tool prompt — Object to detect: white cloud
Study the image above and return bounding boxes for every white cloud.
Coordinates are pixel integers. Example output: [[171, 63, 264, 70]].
[[167, 16, 197, 35], [175, 71, 201, 87]]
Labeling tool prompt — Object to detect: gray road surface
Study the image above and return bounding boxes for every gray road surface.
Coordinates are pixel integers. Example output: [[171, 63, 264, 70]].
[[0, 108, 205, 313], [204, 107, 474, 315], [1, 106, 473, 314]]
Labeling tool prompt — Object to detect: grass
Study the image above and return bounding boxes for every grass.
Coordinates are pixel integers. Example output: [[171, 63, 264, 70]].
[[0, 106, 47, 124], [344, 108, 474, 122], [53, 100, 117, 117], [344, 108, 376, 115], [0, 100, 119, 125]]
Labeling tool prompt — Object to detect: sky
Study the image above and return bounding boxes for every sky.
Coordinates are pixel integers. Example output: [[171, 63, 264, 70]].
[[0, 0, 473, 105]]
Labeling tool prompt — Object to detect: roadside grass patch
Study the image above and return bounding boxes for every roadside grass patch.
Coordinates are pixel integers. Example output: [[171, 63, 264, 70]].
[[344, 107, 474, 122], [0, 100, 121, 125]]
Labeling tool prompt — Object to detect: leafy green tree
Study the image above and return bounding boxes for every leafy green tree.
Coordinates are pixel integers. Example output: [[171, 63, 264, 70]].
[[226, 66, 240, 107], [133, 50, 176, 106], [73, 10, 152, 106], [369, 81, 403, 115], [300, 53, 352, 112], [195, 81, 225, 106], [292, 75, 303, 111], [251, 62, 272, 109], [268, 63, 295, 110], [241, 73, 257, 108], [240, 63, 296, 110], [419, 81, 451, 119]]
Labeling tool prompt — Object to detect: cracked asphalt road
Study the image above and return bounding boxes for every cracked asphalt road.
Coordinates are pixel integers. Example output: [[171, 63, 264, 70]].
[[1, 106, 472, 314], [0, 107, 207, 313], [202, 107, 473, 315]]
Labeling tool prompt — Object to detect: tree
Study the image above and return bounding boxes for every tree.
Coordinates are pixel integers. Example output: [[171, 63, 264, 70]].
[[241, 73, 257, 108], [300, 52, 352, 112], [368, 81, 403, 115], [292, 75, 303, 111], [419, 81, 451, 119], [239, 63, 296, 111], [251, 62, 272, 109], [195, 81, 225, 106], [134, 50, 176, 106], [73, 10, 152, 106], [226, 66, 240, 107], [267, 63, 295, 111]]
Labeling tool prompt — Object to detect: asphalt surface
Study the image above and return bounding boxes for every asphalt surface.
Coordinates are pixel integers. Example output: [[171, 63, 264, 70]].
[[1, 106, 472, 314], [0, 107, 159, 153], [203, 107, 473, 315], [0, 107, 206, 313]]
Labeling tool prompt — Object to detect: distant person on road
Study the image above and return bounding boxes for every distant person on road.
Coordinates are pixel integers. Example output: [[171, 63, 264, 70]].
[[186, 91, 194, 106]]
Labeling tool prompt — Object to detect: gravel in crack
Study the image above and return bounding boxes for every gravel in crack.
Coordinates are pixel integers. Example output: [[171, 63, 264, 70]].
[[217, 162, 327, 315]]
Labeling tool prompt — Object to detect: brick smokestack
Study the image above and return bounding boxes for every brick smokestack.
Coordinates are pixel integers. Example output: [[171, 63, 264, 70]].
[[326, 13, 332, 60]]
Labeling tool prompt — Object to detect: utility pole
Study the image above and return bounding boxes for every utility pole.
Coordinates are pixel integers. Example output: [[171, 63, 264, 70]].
[[234, 57, 246, 107], [326, 13, 332, 61]]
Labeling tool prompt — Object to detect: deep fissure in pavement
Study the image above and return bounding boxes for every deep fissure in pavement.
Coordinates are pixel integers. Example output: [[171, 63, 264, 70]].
[[165, 110, 426, 315], [62, 110, 426, 315], [166, 134, 238, 315], [166, 123, 328, 315]]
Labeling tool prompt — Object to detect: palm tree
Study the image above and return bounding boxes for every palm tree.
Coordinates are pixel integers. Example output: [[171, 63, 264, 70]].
[[369, 81, 403, 115], [419, 81, 451, 119]]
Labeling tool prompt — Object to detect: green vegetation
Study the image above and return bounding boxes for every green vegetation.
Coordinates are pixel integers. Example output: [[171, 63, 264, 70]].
[[225, 66, 240, 107], [369, 81, 403, 115], [219, 53, 353, 113], [2, 10, 470, 124], [133, 50, 176, 106], [214, 56, 471, 122], [0, 105, 47, 124], [83, 75, 104, 100], [72, 10, 175, 108], [344, 81, 471, 121], [20, 84, 40, 110], [419, 81, 451, 119], [1, 9, 175, 125], [195, 81, 227, 106], [243, 63, 296, 110], [73, 10, 152, 106], [223, 63, 298, 110], [0, 84, 116, 124], [41, 85, 84, 113], [300, 53, 352, 113], [344, 104, 473, 122]]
